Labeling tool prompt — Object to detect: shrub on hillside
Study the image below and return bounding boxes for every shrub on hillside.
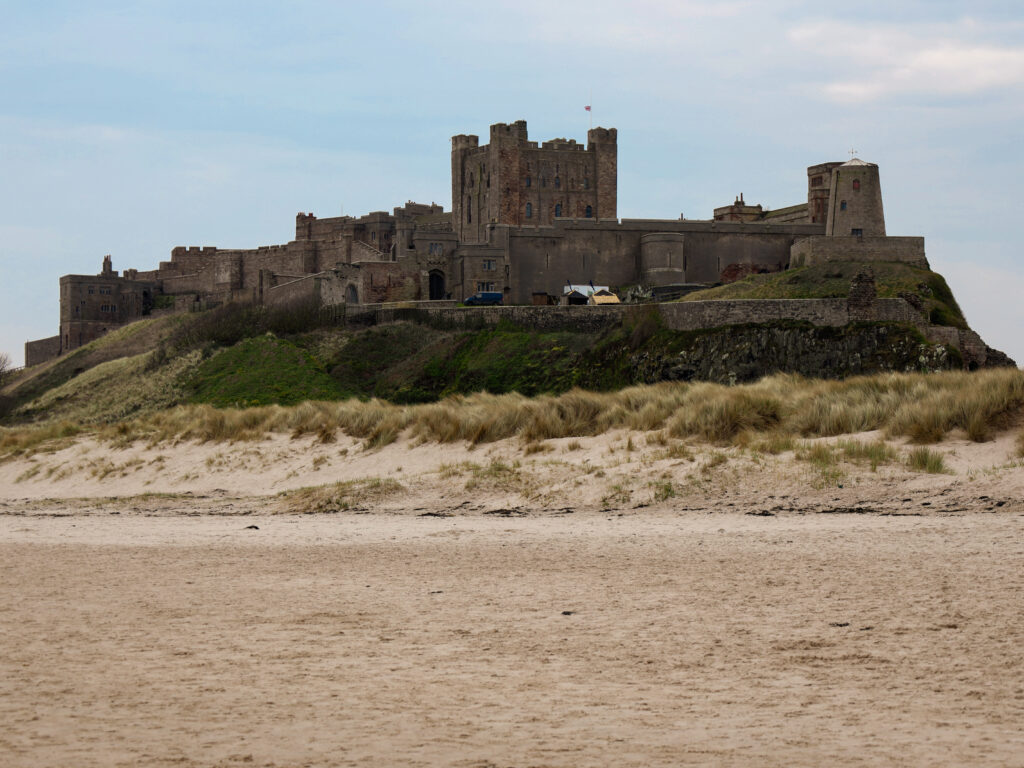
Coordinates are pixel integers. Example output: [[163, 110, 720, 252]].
[[161, 297, 331, 356]]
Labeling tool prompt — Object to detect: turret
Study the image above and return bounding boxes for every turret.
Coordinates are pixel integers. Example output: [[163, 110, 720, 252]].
[[588, 127, 618, 219], [825, 159, 886, 237]]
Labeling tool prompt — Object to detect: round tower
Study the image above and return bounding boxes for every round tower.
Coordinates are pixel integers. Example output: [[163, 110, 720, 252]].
[[825, 159, 885, 237], [640, 233, 685, 286]]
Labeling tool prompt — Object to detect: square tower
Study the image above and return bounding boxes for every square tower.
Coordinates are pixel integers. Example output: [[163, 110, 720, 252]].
[[451, 120, 617, 244]]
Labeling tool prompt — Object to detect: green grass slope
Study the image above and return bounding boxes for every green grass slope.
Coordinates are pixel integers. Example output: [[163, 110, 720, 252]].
[[185, 335, 346, 407]]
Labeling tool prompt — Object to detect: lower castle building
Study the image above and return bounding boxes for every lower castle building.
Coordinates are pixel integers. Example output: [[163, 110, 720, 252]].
[[25, 120, 928, 367]]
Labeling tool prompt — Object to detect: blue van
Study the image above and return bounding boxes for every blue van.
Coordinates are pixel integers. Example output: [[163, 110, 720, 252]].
[[463, 291, 504, 306]]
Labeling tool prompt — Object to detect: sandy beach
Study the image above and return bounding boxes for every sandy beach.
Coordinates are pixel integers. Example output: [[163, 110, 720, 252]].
[[1, 430, 1023, 767]]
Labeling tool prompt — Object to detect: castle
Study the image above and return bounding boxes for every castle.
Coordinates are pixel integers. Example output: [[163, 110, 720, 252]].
[[25, 120, 931, 367]]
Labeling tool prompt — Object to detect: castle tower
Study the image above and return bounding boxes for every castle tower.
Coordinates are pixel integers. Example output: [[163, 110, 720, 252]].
[[825, 159, 886, 237], [806, 162, 842, 225], [451, 120, 617, 244]]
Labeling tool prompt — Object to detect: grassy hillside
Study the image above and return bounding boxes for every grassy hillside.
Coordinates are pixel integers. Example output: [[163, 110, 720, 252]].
[[1, 262, 989, 425], [682, 262, 966, 328]]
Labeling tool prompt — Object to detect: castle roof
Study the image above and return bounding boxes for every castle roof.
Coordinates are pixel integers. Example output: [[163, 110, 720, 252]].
[[842, 158, 875, 167]]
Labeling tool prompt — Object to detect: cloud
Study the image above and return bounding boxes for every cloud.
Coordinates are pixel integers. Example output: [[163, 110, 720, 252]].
[[790, 20, 1024, 102]]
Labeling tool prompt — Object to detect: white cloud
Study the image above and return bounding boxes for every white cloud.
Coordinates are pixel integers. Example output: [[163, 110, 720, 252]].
[[790, 20, 1024, 102]]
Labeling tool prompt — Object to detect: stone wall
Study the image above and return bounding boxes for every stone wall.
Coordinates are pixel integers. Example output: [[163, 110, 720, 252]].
[[24, 336, 61, 367], [497, 218, 823, 303], [265, 274, 323, 308], [343, 296, 927, 337], [790, 236, 928, 269]]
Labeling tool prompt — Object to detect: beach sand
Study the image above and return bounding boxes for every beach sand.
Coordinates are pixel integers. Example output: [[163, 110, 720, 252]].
[[1, 430, 1022, 766]]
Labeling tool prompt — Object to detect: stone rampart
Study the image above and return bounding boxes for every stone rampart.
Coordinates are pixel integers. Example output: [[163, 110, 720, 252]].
[[341, 298, 924, 336], [790, 236, 928, 269], [24, 335, 61, 367]]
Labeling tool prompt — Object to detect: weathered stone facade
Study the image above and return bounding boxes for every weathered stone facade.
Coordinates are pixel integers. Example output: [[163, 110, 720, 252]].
[[26, 121, 965, 368]]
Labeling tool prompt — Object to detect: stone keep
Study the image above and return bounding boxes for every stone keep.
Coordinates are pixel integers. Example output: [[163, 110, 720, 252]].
[[451, 120, 617, 244]]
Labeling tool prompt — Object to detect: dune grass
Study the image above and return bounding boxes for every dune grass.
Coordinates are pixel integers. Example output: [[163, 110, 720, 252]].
[[1, 369, 1022, 462], [906, 446, 948, 474], [278, 476, 405, 514]]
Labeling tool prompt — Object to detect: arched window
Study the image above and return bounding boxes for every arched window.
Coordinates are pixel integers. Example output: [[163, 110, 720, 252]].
[[525, 202, 532, 219], [585, 205, 593, 218], [555, 203, 562, 217]]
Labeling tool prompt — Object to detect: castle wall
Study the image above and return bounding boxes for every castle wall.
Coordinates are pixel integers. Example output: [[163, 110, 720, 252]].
[[265, 274, 323, 308], [790, 236, 928, 269], [25, 336, 61, 367], [492, 219, 823, 303], [342, 296, 927, 336]]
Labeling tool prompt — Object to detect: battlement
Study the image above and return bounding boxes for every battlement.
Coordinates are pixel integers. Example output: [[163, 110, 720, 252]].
[[452, 134, 479, 151], [489, 120, 529, 142], [170, 246, 218, 258], [540, 138, 585, 151], [587, 127, 617, 147]]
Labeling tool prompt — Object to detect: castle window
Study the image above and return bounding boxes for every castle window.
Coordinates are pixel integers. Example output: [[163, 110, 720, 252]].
[[585, 205, 593, 218], [811, 175, 823, 187], [554, 176, 561, 189], [840, 200, 847, 211], [525, 202, 532, 219], [584, 177, 590, 189], [371, 232, 376, 241], [853, 179, 860, 190], [483, 259, 496, 271], [476, 281, 496, 292], [467, 197, 471, 223], [852, 228, 863, 237], [486, 174, 490, 188], [526, 176, 531, 187], [555, 203, 563, 217], [88, 287, 94, 294]]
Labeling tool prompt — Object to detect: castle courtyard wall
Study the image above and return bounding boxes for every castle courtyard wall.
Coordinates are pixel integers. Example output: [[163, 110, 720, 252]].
[[790, 236, 928, 269], [494, 219, 825, 303]]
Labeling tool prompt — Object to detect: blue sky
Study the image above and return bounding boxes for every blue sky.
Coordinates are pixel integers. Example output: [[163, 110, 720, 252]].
[[2, 1, 1022, 366]]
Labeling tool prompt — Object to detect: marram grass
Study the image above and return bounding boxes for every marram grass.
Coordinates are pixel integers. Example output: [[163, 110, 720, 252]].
[[2, 369, 1023, 460]]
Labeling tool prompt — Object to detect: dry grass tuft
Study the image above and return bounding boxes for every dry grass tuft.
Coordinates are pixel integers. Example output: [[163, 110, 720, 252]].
[[279, 476, 404, 514], [836, 438, 897, 471], [906, 446, 948, 474]]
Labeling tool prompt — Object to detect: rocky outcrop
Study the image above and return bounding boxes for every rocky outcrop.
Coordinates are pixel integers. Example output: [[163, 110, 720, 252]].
[[626, 322, 963, 385]]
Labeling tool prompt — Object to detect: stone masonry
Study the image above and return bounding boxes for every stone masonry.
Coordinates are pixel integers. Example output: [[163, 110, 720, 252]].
[[27, 120, 976, 368]]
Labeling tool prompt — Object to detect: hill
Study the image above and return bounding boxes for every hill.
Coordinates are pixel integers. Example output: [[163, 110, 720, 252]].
[[1, 262, 1014, 428]]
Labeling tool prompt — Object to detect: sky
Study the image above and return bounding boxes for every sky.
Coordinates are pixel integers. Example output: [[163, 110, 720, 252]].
[[2, 0, 1022, 367]]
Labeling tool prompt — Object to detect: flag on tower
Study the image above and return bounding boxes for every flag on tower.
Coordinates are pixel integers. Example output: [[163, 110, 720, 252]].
[[584, 105, 591, 112]]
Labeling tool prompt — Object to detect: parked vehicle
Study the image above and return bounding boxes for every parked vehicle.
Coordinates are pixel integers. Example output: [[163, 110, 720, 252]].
[[463, 291, 503, 306]]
